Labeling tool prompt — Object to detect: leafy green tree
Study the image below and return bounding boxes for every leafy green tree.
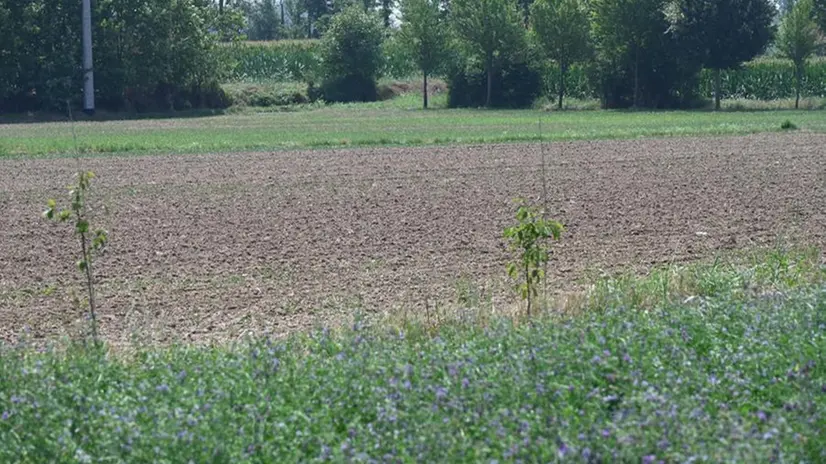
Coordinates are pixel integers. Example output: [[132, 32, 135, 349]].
[[530, 0, 590, 109], [590, 0, 671, 108], [399, 0, 450, 108], [306, 0, 329, 37], [814, 0, 826, 34], [247, 0, 281, 40], [674, 0, 776, 110], [777, 0, 820, 108], [320, 6, 385, 101], [0, 0, 228, 112], [452, 0, 526, 107]]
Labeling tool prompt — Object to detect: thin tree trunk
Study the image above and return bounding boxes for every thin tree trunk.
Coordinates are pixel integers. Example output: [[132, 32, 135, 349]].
[[795, 63, 802, 109], [486, 53, 493, 108], [308, 15, 312, 39], [79, 232, 98, 343], [714, 68, 722, 111], [633, 48, 640, 108], [525, 261, 531, 317], [281, 1, 285, 26], [558, 62, 566, 110], [219, 0, 224, 14], [423, 71, 428, 109]]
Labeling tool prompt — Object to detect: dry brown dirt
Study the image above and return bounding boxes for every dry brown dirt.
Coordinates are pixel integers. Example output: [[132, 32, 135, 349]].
[[1, 133, 825, 345]]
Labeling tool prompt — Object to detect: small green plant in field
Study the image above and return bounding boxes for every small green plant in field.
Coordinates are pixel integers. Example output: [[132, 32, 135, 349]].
[[504, 200, 563, 316], [43, 171, 108, 343], [781, 119, 798, 130]]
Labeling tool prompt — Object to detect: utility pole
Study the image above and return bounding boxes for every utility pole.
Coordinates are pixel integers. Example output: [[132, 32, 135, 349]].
[[82, 0, 95, 115]]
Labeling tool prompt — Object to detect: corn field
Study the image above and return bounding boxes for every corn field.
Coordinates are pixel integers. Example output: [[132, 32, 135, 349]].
[[217, 40, 323, 83], [698, 58, 826, 100], [217, 41, 826, 102]]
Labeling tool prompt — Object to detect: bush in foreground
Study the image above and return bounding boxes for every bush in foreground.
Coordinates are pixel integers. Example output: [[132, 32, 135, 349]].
[[0, 249, 824, 462]]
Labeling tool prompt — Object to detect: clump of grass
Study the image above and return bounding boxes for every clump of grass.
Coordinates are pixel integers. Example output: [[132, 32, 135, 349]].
[[781, 119, 798, 130], [2, 248, 824, 461]]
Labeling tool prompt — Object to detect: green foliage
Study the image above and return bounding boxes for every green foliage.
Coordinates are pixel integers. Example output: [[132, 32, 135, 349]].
[[697, 58, 826, 100], [451, 0, 526, 107], [448, 61, 542, 108], [539, 62, 593, 101], [673, 0, 777, 109], [5, 108, 826, 157], [1, 250, 824, 461], [245, 0, 282, 41], [42, 172, 108, 343], [529, 0, 591, 109], [503, 201, 563, 315], [219, 40, 323, 83], [813, 0, 826, 35], [777, 0, 821, 108], [381, 32, 419, 79], [781, 119, 798, 129], [320, 7, 385, 102], [399, 0, 451, 107], [222, 82, 309, 107], [590, 0, 700, 108], [0, 0, 230, 113]]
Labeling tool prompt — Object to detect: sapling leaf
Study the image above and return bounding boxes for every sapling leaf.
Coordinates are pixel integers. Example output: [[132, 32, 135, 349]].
[[76, 220, 89, 234], [77, 259, 87, 271], [59, 210, 71, 221]]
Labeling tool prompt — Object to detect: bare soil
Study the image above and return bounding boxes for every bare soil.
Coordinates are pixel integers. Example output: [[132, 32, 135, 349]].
[[1, 133, 824, 345]]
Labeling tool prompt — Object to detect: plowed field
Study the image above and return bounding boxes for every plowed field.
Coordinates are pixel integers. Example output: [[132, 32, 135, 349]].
[[2, 133, 825, 344]]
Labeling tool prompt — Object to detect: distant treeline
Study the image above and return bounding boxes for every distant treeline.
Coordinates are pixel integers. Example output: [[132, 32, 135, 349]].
[[1, 0, 825, 113]]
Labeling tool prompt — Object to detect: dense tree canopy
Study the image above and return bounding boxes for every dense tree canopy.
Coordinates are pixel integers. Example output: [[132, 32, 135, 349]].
[[451, 0, 526, 107], [399, 0, 451, 108], [0, 0, 815, 113], [673, 0, 776, 109], [777, 0, 820, 108], [319, 6, 385, 101], [0, 0, 229, 112], [530, 0, 590, 108]]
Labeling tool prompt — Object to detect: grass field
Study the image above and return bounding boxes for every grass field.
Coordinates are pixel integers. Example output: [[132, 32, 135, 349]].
[[2, 101, 825, 461], [2, 103, 825, 157], [1, 249, 824, 461]]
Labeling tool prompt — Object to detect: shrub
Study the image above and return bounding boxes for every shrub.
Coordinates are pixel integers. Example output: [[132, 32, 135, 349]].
[[448, 62, 542, 108], [319, 7, 385, 103], [321, 74, 379, 103], [223, 83, 308, 107]]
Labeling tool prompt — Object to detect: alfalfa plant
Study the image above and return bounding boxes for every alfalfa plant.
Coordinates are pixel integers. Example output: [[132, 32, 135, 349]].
[[504, 199, 563, 316], [43, 171, 108, 344]]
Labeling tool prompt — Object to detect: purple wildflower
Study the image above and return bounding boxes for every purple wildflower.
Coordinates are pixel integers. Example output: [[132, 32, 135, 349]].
[[623, 353, 632, 363], [156, 384, 170, 393], [462, 377, 470, 389], [602, 429, 611, 438], [757, 411, 768, 421], [592, 355, 602, 364], [1, 411, 9, 420], [643, 455, 656, 464], [558, 442, 569, 457], [435, 387, 448, 400]]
